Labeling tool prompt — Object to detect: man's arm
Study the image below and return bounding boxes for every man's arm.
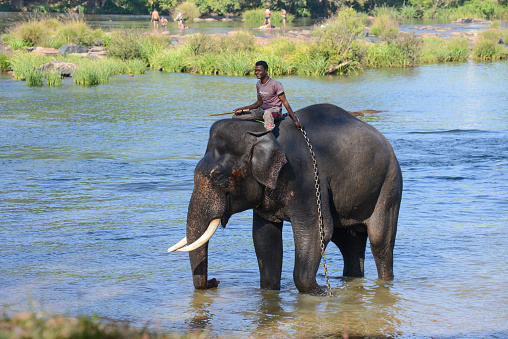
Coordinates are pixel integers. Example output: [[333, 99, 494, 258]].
[[234, 94, 263, 113], [279, 92, 303, 129]]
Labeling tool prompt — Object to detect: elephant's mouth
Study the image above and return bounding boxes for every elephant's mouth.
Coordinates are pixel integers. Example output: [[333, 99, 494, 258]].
[[168, 194, 231, 253]]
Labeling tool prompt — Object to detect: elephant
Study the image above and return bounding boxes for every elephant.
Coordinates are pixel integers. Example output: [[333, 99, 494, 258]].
[[169, 103, 402, 295]]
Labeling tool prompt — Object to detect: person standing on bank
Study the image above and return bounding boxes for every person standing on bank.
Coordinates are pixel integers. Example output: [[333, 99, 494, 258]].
[[233, 61, 303, 131], [282, 9, 287, 28]]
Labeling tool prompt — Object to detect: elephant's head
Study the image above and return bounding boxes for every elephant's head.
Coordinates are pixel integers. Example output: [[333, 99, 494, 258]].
[[168, 120, 287, 289]]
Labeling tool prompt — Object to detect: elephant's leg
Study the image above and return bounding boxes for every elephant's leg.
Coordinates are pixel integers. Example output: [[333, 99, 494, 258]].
[[332, 226, 367, 277], [367, 179, 401, 280], [253, 212, 283, 290]]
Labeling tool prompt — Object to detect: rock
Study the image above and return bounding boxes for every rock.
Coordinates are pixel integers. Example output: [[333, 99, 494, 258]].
[[37, 60, 78, 77], [32, 47, 59, 56], [452, 18, 491, 24], [59, 43, 89, 55]]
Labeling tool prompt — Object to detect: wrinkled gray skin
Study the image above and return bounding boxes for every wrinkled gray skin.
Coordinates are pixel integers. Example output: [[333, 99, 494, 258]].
[[186, 104, 402, 294]]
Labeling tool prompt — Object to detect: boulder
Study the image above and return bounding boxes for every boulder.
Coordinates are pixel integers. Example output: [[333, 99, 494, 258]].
[[59, 43, 89, 55], [37, 60, 78, 77], [32, 47, 59, 56]]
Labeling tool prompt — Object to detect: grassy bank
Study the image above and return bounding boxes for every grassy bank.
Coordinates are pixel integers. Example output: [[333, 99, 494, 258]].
[[1, 9, 507, 86], [0, 312, 205, 338]]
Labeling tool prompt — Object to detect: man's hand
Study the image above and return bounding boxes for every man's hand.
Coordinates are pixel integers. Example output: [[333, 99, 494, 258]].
[[294, 120, 303, 129]]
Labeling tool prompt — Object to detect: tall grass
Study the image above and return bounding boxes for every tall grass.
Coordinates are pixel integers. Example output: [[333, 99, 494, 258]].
[[370, 8, 400, 40], [0, 53, 10, 70], [364, 34, 422, 67], [243, 8, 294, 26], [421, 37, 470, 63], [45, 69, 63, 86], [2, 14, 104, 50], [472, 29, 508, 60], [10, 52, 49, 80]]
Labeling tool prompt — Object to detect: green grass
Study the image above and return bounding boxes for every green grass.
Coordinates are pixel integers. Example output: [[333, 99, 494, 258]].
[[45, 69, 63, 86], [10, 52, 49, 80], [0, 53, 10, 70], [421, 37, 470, 63], [243, 8, 294, 26], [0, 312, 205, 338]]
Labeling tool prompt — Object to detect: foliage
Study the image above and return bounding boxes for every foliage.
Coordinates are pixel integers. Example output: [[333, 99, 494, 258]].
[[2, 16, 103, 50], [193, 0, 242, 15], [25, 68, 44, 86], [420, 37, 470, 63], [0, 53, 10, 71], [72, 58, 121, 85], [140, 34, 171, 65], [399, 5, 419, 19], [472, 29, 508, 60], [364, 33, 422, 67], [312, 8, 366, 74], [489, 21, 501, 29], [45, 69, 63, 86], [9, 52, 49, 80], [174, 1, 201, 21], [243, 8, 295, 25], [370, 8, 399, 40], [107, 31, 143, 60], [0, 312, 207, 338]]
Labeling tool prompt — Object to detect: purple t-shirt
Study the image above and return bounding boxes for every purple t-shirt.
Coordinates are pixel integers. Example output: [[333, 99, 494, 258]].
[[256, 77, 284, 109]]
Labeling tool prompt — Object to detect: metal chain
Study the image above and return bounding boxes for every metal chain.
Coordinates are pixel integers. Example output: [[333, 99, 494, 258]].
[[298, 125, 333, 297]]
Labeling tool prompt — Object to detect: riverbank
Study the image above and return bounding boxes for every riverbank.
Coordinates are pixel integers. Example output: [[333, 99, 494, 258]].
[[1, 9, 507, 86], [0, 312, 203, 338]]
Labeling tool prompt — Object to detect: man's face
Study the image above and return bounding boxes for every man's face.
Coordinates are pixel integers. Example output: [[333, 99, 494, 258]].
[[255, 65, 267, 79]]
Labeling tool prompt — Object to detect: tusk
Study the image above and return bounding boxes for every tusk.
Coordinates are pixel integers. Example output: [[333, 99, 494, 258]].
[[176, 218, 220, 252], [168, 237, 187, 252]]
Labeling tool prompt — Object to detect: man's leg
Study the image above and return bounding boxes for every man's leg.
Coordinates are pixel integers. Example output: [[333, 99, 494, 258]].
[[262, 108, 281, 131]]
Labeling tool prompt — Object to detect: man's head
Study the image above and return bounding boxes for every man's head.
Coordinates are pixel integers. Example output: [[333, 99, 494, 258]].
[[254, 61, 268, 80]]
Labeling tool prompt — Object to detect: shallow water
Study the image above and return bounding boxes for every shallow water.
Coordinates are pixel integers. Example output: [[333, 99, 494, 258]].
[[1, 61, 507, 338]]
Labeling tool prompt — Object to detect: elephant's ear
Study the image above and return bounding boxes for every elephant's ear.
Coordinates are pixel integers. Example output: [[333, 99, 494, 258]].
[[245, 131, 287, 190]]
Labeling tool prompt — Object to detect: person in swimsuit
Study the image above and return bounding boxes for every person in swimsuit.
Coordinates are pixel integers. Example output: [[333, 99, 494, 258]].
[[282, 9, 287, 28], [263, 8, 271, 29], [175, 11, 184, 29], [160, 16, 168, 29], [151, 9, 160, 31], [233, 60, 303, 131]]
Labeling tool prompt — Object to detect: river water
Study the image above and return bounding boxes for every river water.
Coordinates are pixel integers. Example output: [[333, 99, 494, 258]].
[[1, 60, 507, 338]]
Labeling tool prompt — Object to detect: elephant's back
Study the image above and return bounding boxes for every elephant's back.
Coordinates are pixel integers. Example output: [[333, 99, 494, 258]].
[[295, 103, 359, 126]]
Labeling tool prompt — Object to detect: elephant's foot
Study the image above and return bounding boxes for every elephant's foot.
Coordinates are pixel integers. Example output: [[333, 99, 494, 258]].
[[207, 278, 220, 288]]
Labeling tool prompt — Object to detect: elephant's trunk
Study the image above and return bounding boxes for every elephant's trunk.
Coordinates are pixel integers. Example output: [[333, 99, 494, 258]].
[[184, 185, 225, 289]]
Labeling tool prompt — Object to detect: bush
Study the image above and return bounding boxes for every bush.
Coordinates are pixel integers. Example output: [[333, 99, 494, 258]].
[[175, 1, 201, 22], [140, 34, 171, 66], [421, 37, 470, 63], [217, 31, 255, 53], [312, 8, 365, 60], [489, 21, 501, 29], [0, 53, 10, 70], [472, 40, 508, 60], [370, 9, 399, 40], [364, 34, 422, 68], [107, 32, 143, 60]]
